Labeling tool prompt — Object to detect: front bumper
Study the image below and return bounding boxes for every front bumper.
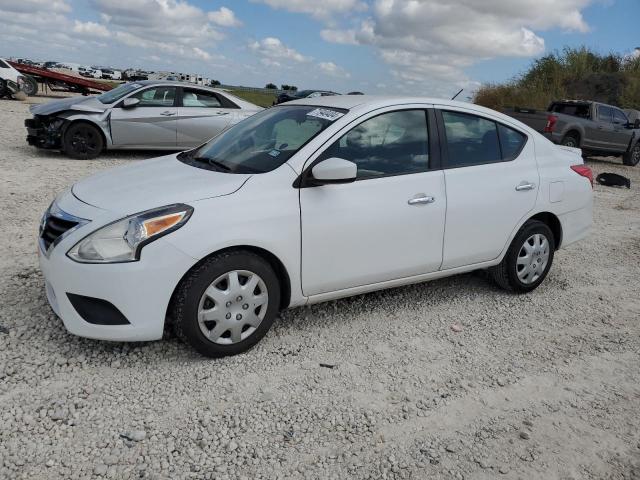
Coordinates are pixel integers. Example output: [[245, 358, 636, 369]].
[[38, 192, 198, 342], [25, 117, 63, 149]]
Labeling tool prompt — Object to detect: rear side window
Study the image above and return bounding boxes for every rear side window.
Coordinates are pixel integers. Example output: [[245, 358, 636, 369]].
[[320, 110, 429, 179], [598, 106, 612, 122], [498, 124, 526, 160], [182, 88, 221, 108], [442, 111, 501, 167]]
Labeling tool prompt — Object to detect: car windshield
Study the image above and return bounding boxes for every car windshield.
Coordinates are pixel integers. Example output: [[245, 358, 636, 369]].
[[96, 83, 143, 104], [179, 105, 347, 174]]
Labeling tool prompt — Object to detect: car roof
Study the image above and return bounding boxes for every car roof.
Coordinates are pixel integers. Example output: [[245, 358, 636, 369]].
[[285, 95, 472, 111]]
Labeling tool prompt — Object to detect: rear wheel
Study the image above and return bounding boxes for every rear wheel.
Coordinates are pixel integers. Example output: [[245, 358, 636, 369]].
[[622, 143, 640, 166], [63, 122, 104, 159], [0, 79, 7, 98], [560, 134, 579, 148], [490, 220, 555, 293], [171, 250, 281, 357]]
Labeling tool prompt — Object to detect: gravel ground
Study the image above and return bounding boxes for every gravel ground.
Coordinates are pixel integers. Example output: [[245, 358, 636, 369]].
[[1, 96, 639, 480]]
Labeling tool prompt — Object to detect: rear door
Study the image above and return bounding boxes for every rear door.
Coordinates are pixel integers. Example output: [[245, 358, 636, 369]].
[[437, 108, 538, 269], [110, 86, 178, 147], [176, 88, 236, 147]]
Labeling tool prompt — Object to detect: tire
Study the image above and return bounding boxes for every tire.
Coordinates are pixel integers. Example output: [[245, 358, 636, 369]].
[[490, 220, 555, 293], [622, 143, 640, 167], [560, 134, 579, 148], [21, 76, 38, 96], [170, 250, 281, 358], [0, 79, 7, 98], [62, 122, 104, 159]]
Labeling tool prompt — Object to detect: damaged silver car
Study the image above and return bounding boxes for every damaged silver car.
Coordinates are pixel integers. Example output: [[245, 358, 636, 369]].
[[25, 80, 263, 159]]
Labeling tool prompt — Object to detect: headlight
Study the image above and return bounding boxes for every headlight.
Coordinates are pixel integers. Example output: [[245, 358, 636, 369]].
[[67, 204, 193, 263]]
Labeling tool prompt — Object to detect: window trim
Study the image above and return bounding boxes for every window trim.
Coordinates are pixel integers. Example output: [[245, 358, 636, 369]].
[[436, 109, 529, 170], [294, 107, 439, 188]]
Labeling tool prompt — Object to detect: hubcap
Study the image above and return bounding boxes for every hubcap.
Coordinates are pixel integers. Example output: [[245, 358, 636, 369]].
[[516, 233, 550, 284], [71, 127, 98, 155], [633, 147, 640, 164], [197, 270, 268, 345]]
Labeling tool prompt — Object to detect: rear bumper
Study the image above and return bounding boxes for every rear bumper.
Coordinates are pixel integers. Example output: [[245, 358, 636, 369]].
[[558, 203, 592, 248]]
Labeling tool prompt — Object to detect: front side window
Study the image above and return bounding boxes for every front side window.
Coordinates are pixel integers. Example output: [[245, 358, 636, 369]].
[[131, 86, 176, 107], [179, 105, 344, 174], [0, 60, 9, 69], [319, 110, 429, 179], [612, 109, 628, 125], [182, 88, 222, 108], [598, 106, 612, 122], [442, 111, 501, 167]]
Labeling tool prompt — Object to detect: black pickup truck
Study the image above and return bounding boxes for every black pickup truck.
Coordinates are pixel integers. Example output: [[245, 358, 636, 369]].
[[504, 100, 640, 166]]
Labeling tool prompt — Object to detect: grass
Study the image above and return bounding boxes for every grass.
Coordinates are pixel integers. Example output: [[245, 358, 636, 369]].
[[228, 90, 276, 108], [474, 46, 640, 111]]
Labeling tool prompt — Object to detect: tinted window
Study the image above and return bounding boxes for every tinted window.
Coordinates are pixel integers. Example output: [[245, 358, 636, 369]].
[[320, 110, 429, 179], [132, 86, 176, 107], [182, 88, 221, 108], [498, 124, 526, 159], [550, 103, 590, 118], [0, 60, 9, 68], [442, 111, 500, 167], [612, 109, 628, 125], [598, 106, 612, 122]]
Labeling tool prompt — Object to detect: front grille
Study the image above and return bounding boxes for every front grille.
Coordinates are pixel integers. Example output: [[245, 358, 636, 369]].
[[41, 214, 79, 251]]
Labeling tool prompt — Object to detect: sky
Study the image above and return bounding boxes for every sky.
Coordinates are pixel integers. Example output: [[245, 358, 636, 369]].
[[1, 0, 638, 98]]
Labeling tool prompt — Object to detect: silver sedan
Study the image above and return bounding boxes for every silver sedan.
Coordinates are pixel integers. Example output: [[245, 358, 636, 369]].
[[25, 80, 263, 159]]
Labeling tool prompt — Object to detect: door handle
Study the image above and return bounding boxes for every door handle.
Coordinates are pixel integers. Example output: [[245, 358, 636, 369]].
[[215, 111, 230, 116], [408, 195, 435, 205], [160, 111, 176, 116], [515, 182, 536, 191]]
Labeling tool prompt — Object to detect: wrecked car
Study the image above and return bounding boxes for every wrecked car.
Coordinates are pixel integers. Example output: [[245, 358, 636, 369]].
[[25, 80, 263, 159]]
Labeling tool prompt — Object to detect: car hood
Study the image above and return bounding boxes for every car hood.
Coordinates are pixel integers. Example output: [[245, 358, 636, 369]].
[[30, 96, 108, 116], [71, 154, 251, 214]]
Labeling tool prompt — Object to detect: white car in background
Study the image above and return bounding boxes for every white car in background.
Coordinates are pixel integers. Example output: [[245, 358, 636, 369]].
[[38, 96, 593, 357], [0, 58, 26, 97]]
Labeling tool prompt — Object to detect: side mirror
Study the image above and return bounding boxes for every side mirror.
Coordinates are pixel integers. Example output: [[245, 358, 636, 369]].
[[121, 97, 140, 109], [310, 157, 357, 185]]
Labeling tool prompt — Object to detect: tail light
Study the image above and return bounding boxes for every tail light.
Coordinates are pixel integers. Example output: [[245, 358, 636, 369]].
[[544, 114, 558, 133], [571, 165, 593, 187]]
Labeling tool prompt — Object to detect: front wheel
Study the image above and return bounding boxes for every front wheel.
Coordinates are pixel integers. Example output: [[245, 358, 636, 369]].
[[490, 220, 555, 293], [170, 251, 281, 357], [62, 122, 104, 159], [622, 144, 640, 166]]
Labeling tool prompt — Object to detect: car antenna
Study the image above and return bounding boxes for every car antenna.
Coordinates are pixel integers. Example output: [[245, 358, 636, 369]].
[[451, 88, 463, 100]]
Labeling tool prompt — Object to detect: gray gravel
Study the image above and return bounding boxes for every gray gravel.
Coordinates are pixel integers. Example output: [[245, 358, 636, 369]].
[[1, 96, 640, 480]]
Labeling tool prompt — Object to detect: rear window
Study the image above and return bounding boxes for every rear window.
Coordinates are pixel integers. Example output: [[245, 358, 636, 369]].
[[549, 103, 590, 118]]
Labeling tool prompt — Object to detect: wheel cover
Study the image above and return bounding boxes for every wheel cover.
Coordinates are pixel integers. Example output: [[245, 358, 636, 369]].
[[563, 138, 576, 147], [516, 233, 550, 284], [70, 126, 99, 155], [197, 270, 269, 345]]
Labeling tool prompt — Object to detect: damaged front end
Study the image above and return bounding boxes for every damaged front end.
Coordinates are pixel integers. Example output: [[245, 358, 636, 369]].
[[25, 116, 66, 149]]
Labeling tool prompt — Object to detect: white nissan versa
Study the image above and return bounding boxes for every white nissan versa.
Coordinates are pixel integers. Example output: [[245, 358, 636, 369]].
[[38, 96, 593, 357]]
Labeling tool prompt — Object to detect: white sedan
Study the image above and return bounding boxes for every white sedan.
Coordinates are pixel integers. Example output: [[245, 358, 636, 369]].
[[38, 96, 593, 357]]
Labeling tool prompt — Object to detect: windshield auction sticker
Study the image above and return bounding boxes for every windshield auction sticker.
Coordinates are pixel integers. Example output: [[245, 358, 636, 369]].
[[306, 108, 345, 121]]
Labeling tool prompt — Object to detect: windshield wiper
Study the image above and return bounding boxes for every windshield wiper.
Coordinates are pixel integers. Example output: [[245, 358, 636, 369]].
[[193, 156, 231, 172]]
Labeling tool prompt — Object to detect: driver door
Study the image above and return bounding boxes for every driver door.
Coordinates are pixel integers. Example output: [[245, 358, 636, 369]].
[[299, 108, 446, 296], [110, 86, 178, 147]]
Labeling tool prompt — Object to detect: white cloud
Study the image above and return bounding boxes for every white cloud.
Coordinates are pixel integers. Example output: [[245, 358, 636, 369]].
[[73, 21, 111, 38], [208, 6, 242, 27], [318, 61, 350, 78], [0, 0, 71, 14], [249, 37, 311, 63], [251, 0, 366, 20], [322, 0, 593, 92]]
